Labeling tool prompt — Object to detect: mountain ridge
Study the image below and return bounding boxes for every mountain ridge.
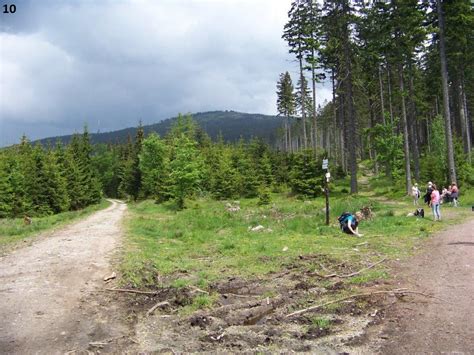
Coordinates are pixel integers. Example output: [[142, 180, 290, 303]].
[[35, 110, 285, 145]]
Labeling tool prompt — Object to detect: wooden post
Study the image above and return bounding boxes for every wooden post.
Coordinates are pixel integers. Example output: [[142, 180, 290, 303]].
[[325, 179, 330, 226]]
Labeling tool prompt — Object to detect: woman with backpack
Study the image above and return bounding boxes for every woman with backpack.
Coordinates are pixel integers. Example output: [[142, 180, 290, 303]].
[[424, 181, 433, 206], [339, 211, 364, 237], [450, 183, 459, 207]]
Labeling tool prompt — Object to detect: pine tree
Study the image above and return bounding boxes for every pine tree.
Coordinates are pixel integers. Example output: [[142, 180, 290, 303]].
[[295, 75, 313, 150], [81, 127, 102, 204], [169, 134, 203, 209], [43, 147, 70, 213], [139, 133, 169, 201], [283, 0, 312, 148], [257, 152, 275, 188], [0, 153, 14, 218], [65, 134, 87, 210], [210, 147, 238, 200], [29, 144, 53, 216], [119, 123, 144, 201], [276, 71, 296, 152], [232, 139, 260, 198], [289, 149, 324, 197], [436, 0, 457, 183]]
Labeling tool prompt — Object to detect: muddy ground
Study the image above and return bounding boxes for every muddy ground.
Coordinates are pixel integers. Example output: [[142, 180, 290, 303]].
[[129, 255, 389, 354], [124, 214, 474, 354], [1, 201, 472, 354]]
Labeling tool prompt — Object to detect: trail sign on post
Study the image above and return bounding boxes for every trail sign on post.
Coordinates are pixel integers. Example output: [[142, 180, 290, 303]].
[[322, 159, 328, 170]]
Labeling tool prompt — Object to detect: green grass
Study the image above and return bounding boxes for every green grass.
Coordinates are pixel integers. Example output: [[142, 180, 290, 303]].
[[0, 199, 111, 251], [311, 316, 331, 330], [121, 188, 473, 290]]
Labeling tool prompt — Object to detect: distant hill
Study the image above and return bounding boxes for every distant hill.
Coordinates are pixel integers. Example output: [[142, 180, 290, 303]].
[[36, 111, 285, 145]]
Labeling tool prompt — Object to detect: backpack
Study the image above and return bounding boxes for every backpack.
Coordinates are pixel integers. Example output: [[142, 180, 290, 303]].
[[414, 208, 424, 218], [338, 212, 353, 230]]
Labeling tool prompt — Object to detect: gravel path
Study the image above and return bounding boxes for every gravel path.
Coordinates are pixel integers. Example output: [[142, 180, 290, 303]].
[[0, 200, 129, 354], [373, 216, 474, 354]]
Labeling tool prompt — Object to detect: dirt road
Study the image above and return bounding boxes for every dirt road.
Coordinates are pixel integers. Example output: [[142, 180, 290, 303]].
[[370, 216, 474, 354], [0, 200, 131, 354]]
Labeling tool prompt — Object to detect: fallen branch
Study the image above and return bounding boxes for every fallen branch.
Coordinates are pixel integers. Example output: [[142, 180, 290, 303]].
[[89, 341, 108, 348], [105, 288, 158, 295], [147, 301, 170, 316], [222, 293, 260, 299], [286, 288, 448, 317], [312, 257, 387, 279], [189, 285, 209, 294], [338, 257, 387, 278]]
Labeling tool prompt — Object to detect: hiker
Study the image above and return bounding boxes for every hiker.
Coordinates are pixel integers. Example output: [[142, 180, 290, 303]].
[[412, 183, 420, 206], [424, 181, 433, 206], [429, 183, 441, 221], [450, 182, 459, 207], [339, 211, 364, 237], [441, 186, 450, 204]]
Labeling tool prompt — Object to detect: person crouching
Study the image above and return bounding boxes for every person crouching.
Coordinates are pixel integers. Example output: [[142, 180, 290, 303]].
[[341, 211, 364, 237]]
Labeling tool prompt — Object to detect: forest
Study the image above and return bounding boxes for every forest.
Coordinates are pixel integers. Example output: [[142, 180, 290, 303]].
[[276, 0, 473, 194], [0, 0, 473, 218]]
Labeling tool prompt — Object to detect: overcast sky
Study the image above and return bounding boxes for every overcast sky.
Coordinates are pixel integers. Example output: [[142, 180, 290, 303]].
[[0, 0, 332, 146]]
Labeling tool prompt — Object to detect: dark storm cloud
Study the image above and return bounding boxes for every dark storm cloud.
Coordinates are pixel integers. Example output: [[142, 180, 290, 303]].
[[0, 0, 331, 146]]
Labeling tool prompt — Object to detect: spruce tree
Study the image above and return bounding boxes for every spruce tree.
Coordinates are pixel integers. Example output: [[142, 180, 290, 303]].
[[210, 147, 238, 200], [65, 134, 87, 210], [0, 153, 14, 218], [276, 71, 296, 152], [139, 133, 169, 201], [29, 144, 53, 216], [289, 149, 324, 197], [169, 134, 203, 209], [43, 148, 70, 214]]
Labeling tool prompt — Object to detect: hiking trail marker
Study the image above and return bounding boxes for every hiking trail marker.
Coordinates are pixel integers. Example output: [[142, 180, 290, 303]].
[[322, 159, 328, 170]]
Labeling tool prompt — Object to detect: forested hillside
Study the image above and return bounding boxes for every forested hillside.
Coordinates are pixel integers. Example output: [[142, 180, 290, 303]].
[[35, 111, 285, 146], [0, 114, 328, 216]]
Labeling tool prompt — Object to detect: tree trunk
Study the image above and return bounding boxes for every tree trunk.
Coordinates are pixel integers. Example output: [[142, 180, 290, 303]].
[[427, 115, 432, 153], [378, 65, 386, 125], [460, 75, 472, 163], [398, 64, 412, 195], [311, 48, 317, 150], [332, 70, 343, 170], [436, 0, 457, 183], [342, 9, 357, 194], [408, 66, 420, 182], [298, 53, 308, 149], [386, 61, 394, 126], [338, 90, 347, 173], [368, 94, 379, 174]]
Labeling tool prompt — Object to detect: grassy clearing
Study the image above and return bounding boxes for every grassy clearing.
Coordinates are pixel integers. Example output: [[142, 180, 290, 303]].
[[121, 189, 472, 290], [0, 199, 111, 251]]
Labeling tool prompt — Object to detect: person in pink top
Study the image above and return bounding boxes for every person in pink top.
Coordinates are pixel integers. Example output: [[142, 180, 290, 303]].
[[429, 183, 441, 221]]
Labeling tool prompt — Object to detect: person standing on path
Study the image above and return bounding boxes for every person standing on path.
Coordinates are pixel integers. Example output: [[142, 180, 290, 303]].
[[450, 182, 459, 207], [412, 183, 420, 206], [424, 181, 433, 206], [429, 184, 441, 221]]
